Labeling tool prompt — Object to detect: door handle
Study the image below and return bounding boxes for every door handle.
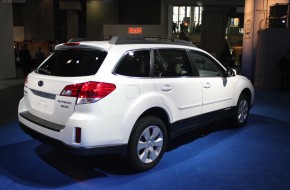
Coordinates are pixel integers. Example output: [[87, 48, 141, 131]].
[[161, 85, 173, 92], [203, 82, 211, 89]]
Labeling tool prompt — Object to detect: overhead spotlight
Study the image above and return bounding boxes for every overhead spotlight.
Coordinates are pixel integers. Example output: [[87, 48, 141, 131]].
[[197, 1, 202, 6]]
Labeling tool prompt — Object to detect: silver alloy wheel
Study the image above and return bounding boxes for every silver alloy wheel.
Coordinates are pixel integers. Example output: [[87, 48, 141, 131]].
[[238, 99, 249, 123], [137, 125, 164, 163]]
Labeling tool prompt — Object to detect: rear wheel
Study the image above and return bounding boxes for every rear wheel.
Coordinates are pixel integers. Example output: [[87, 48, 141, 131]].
[[127, 116, 167, 171], [232, 93, 250, 127]]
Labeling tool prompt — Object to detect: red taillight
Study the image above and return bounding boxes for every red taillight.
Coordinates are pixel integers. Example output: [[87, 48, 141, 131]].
[[61, 83, 83, 97], [60, 82, 116, 104]]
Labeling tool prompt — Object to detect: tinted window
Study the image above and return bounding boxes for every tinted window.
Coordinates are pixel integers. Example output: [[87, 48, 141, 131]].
[[153, 49, 193, 77], [189, 51, 224, 77], [35, 49, 107, 77], [115, 50, 150, 77]]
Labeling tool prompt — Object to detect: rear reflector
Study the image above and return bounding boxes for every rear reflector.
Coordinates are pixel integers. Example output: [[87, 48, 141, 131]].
[[75, 127, 81, 143], [60, 82, 116, 104]]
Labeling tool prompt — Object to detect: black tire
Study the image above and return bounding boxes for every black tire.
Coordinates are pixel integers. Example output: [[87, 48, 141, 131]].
[[232, 93, 250, 127], [127, 116, 167, 171]]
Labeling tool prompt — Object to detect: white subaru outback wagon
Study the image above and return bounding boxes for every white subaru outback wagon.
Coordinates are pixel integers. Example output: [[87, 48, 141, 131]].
[[18, 36, 254, 171]]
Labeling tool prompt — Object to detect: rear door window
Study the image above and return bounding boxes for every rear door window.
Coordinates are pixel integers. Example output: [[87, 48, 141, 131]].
[[115, 50, 150, 77], [153, 49, 194, 77], [35, 49, 107, 77]]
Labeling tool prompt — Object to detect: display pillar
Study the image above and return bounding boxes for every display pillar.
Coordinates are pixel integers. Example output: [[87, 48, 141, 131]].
[[242, 0, 289, 81], [0, 3, 15, 79], [200, 7, 228, 59]]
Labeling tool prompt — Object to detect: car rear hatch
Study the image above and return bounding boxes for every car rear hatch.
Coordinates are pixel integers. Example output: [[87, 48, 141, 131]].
[[22, 43, 108, 126]]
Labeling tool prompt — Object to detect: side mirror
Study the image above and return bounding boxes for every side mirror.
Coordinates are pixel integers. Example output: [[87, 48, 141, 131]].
[[226, 68, 236, 77]]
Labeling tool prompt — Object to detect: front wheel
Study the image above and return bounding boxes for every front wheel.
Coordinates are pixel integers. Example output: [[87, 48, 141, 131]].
[[127, 116, 167, 171], [232, 93, 250, 127]]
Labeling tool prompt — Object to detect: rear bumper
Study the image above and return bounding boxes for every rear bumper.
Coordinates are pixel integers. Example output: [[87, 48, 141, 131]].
[[18, 96, 130, 154], [20, 111, 65, 131], [19, 122, 127, 156]]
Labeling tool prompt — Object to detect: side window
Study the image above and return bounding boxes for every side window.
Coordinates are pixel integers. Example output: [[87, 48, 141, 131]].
[[153, 49, 193, 77], [115, 50, 150, 77], [189, 51, 224, 77]]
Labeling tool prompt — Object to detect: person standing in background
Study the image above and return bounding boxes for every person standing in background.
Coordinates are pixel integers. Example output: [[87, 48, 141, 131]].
[[35, 47, 45, 67], [19, 44, 31, 76]]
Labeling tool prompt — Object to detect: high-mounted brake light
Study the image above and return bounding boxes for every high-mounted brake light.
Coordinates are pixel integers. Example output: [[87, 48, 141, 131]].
[[63, 42, 80, 46], [60, 82, 116, 104]]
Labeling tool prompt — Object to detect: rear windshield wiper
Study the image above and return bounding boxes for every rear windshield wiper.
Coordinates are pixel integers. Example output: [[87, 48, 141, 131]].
[[35, 68, 52, 75]]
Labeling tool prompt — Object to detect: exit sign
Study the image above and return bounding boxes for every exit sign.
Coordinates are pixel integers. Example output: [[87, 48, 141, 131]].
[[128, 27, 143, 34]]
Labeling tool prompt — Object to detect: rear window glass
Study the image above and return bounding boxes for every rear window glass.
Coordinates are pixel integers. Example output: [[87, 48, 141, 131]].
[[35, 49, 107, 77]]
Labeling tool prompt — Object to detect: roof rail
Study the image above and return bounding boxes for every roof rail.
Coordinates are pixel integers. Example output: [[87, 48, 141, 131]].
[[109, 36, 196, 47]]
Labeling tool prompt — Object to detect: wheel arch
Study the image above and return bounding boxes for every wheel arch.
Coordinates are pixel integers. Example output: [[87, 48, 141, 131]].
[[130, 107, 172, 142], [240, 88, 253, 105], [234, 76, 254, 107], [126, 110, 169, 171]]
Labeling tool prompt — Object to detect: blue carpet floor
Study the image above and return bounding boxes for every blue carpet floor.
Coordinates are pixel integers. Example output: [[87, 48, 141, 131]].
[[0, 88, 290, 190]]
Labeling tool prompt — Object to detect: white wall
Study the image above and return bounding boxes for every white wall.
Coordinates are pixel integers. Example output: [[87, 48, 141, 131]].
[[0, 4, 15, 79], [241, 0, 289, 80]]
